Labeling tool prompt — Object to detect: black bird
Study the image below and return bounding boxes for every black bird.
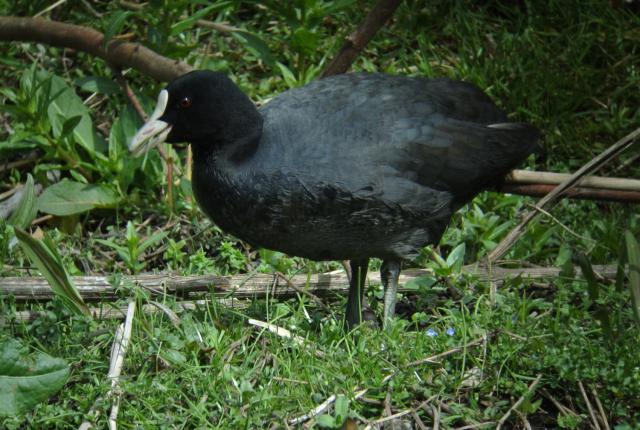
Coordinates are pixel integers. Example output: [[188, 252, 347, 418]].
[[130, 71, 539, 328]]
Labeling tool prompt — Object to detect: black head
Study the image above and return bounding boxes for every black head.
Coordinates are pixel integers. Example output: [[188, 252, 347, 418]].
[[129, 70, 263, 157]]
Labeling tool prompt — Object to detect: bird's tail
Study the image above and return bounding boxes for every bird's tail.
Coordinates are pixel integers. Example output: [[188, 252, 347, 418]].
[[487, 122, 542, 157]]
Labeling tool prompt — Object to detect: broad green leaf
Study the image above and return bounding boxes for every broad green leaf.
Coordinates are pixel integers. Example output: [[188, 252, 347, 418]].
[[14, 228, 89, 316], [37, 71, 106, 154], [8, 174, 37, 229], [138, 230, 168, 254], [110, 105, 144, 192], [103, 11, 132, 49], [404, 275, 438, 291], [59, 115, 83, 140], [446, 243, 466, 272], [334, 394, 348, 423], [75, 76, 120, 95], [315, 414, 336, 428], [109, 104, 142, 160], [0, 338, 70, 416], [38, 179, 119, 216], [291, 27, 320, 56], [275, 62, 298, 88], [624, 230, 640, 323], [0, 87, 17, 102]]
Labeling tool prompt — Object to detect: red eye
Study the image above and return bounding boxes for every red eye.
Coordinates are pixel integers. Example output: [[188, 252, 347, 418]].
[[179, 97, 192, 108]]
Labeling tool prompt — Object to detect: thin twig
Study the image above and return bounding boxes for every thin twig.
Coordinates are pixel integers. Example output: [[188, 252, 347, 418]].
[[579, 381, 601, 430], [275, 272, 334, 315], [431, 403, 441, 430], [111, 67, 147, 121], [363, 409, 412, 429], [291, 394, 335, 426], [322, 0, 402, 77], [382, 385, 393, 426], [0, 152, 40, 174], [107, 302, 136, 430], [248, 318, 325, 358], [32, 214, 54, 226], [591, 386, 611, 430], [526, 203, 596, 243], [33, 0, 67, 17], [540, 388, 580, 418], [612, 150, 640, 174], [79, 302, 136, 430], [515, 409, 532, 430], [453, 423, 496, 430], [488, 126, 640, 263], [412, 411, 428, 430], [495, 374, 543, 430], [288, 389, 367, 425]]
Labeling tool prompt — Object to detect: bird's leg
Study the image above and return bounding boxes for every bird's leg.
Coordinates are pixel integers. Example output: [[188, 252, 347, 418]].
[[381, 259, 402, 329], [344, 258, 369, 329], [341, 260, 352, 281]]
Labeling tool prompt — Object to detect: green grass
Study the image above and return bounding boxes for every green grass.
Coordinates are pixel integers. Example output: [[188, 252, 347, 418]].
[[1, 0, 640, 428]]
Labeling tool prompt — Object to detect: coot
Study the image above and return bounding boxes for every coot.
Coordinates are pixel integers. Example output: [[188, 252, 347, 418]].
[[130, 71, 539, 328]]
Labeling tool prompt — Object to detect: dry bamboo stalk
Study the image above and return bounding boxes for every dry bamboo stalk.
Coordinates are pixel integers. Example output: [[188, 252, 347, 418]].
[[507, 170, 640, 192], [499, 183, 640, 203], [0, 265, 620, 302]]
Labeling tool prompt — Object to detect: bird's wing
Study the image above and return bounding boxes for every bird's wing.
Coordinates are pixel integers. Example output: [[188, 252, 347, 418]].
[[256, 73, 539, 211]]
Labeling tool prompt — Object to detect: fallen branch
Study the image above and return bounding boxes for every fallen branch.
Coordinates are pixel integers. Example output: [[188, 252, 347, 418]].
[[0, 265, 621, 302], [0, 16, 192, 82], [488, 127, 640, 263], [322, 0, 402, 77]]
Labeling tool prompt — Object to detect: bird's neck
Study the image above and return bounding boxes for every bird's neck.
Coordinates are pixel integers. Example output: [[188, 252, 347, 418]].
[[190, 113, 263, 165]]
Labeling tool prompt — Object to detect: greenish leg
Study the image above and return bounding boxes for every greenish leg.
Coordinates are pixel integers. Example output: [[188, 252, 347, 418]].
[[381, 259, 401, 329]]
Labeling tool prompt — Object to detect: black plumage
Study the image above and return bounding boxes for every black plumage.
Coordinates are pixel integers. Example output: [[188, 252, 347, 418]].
[[130, 71, 540, 328]]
